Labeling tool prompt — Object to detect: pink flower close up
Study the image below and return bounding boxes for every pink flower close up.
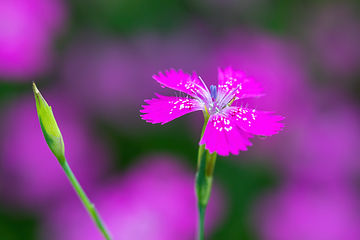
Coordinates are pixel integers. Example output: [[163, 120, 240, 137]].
[[141, 67, 284, 156]]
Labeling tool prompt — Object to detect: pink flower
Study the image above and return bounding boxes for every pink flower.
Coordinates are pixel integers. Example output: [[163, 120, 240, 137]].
[[141, 67, 284, 156]]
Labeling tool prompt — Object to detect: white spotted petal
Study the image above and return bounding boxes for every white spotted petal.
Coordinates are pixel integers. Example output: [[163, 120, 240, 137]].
[[140, 93, 203, 125]]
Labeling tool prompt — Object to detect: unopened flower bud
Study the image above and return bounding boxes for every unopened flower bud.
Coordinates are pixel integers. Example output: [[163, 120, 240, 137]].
[[33, 83, 65, 163]]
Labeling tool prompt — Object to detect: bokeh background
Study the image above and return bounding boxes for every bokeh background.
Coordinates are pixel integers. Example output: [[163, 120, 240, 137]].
[[1, 0, 360, 239]]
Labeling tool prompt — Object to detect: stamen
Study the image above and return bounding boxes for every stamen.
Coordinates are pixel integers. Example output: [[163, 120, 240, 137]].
[[227, 96, 237, 107]]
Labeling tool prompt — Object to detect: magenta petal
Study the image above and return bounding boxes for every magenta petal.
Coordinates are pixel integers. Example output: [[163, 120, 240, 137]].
[[141, 94, 203, 125], [153, 69, 210, 100], [199, 114, 253, 156], [226, 107, 285, 136], [217, 67, 264, 99]]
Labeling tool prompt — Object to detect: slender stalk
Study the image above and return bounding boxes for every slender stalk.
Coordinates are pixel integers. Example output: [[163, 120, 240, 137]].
[[197, 204, 206, 240], [59, 158, 112, 240], [195, 149, 217, 240], [33, 83, 112, 239], [195, 111, 217, 240]]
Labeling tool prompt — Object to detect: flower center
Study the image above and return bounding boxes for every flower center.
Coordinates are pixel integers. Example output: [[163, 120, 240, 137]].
[[205, 85, 221, 115], [205, 84, 238, 116]]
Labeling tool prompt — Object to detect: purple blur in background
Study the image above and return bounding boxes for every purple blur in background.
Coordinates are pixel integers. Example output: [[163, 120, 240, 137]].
[[39, 156, 224, 240], [59, 29, 215, 132], [305, 3, 360, 79], [0, 0, 66, 80], [256, 184, 360, 240]]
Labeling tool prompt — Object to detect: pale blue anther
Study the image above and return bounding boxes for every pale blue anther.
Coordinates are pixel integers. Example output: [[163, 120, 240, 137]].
[[210, 85, 217, 99]]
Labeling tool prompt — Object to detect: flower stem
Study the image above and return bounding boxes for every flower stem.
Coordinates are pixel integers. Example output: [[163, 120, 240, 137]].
[[59, 157, 112, 240], [195, 144, 217, 240], [197, 203, 206, 240]]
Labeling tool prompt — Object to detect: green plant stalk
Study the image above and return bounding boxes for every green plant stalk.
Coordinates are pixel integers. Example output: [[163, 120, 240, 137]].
[[195, 112, 217, 240], [58, 156, 112, 240], [32, 83, 112, 239], [197, 203, 206, 240]]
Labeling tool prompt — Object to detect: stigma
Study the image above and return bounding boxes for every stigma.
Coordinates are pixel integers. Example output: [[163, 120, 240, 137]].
[[210, 85, 217, 100]]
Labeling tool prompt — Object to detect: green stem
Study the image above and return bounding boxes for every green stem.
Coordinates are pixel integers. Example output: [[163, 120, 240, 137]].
[[195, 111, 217, 240], [198, 204, 206, 240], [195, 147, 217, 240], [59, 158, 112, 240]]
